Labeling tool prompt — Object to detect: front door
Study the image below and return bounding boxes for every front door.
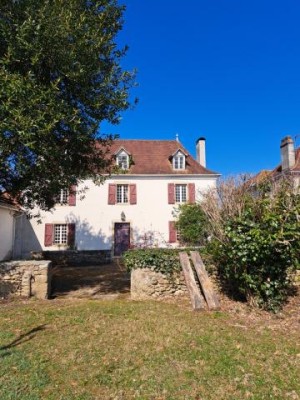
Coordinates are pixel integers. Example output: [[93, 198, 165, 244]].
[[114, 223, 130, 256]]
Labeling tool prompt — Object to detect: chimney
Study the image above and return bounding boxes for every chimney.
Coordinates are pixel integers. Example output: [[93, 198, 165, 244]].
[[280, 136, 295, 171], [196, 137, 206, 167]]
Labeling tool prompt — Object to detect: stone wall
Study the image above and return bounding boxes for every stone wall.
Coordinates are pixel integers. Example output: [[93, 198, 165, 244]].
[[0, 260, 52, 299], [31, 250, 111, 267], [131, 268, 188, 300]]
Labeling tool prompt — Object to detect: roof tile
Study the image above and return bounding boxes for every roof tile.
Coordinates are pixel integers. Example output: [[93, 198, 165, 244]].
[[107, 140, 218, 175]]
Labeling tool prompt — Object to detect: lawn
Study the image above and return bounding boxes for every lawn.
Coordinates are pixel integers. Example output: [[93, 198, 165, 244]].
[[0, 297, 299, 400]]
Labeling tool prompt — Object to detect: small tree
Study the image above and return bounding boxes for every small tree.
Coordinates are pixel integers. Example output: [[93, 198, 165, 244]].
[[0, 0, 136, 210], [202, 176, 300, 311], [175, 203, 208, 246]]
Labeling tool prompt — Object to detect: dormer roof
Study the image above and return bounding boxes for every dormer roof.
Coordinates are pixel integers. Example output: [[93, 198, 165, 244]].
[[114, 147, 131, 156]]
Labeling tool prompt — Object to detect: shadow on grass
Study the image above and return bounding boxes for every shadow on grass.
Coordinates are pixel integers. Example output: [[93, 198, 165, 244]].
[[0, 325, 47, 357]]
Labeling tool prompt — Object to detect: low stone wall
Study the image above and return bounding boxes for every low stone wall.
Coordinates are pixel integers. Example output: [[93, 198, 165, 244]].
[[31, 250, 112, 267], [0, 260, 51, 299], [131, 268, 188, 300]]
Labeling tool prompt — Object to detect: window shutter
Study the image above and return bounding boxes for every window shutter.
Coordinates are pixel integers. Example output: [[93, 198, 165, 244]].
[[169, 221, 177, 243], [67, 223, 76, 247], [188, 183, 196, 203], [108, 184, 116, 205], [168, 183, 175, 204], [68, 185, 76, 206], [129, 184, 137, 204], [44, 224, 53, 246]]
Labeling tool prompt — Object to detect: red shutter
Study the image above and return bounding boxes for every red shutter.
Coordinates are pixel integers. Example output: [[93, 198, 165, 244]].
[[188, 183, 195, 203], [129, 184, 137, 204], [68, 185, 76, 206], [108, 184, 116, 205], [169, 221, 177, 243], [168, 183, 175, 204], [68, 223, 76, 247], [44, 224, 53, 247]]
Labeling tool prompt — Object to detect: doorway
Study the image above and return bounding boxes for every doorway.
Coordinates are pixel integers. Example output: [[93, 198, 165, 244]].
[[114, 223, 130, 256]]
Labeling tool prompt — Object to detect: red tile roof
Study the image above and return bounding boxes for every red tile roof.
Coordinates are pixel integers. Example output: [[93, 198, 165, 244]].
[[0, 192, 21, 209], [107, 140, 219, 175]]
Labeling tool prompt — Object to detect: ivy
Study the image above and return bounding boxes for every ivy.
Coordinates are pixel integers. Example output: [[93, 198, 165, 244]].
[[208, 179, 300, 312], [123, 249, 182, 276]]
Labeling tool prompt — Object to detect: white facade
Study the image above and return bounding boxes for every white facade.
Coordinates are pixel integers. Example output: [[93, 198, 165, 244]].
[[22, 174, 217, 257], [0, 205, 17, 261], [16, 139, 220, 258]]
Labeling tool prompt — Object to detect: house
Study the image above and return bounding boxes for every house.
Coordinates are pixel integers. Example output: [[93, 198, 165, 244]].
[[271, 136, 300, 186], [0, 193, 22, 261], [17, 138, 220, 258], [253, 136, 300, 187]]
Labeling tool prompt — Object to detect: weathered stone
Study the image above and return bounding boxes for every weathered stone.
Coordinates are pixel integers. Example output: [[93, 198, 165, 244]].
[[131, 268, 188, 301], [0, 260, 52, 299]]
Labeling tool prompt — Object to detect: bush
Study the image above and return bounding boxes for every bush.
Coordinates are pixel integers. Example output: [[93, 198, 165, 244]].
[[204, 177, 300, 311], [174, 204, 208, 245], [123, 248, 182, 276]]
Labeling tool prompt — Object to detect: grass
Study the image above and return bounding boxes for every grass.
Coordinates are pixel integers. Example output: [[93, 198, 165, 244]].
[[0, 298, 299, 400]]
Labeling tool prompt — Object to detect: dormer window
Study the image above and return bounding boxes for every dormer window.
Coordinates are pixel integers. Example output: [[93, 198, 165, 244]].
[[116, 150, 129, 170], [173, 150, 186, 170]]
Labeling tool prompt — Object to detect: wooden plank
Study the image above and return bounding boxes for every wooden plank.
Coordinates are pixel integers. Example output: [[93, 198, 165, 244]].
[[179, 252, 206, 311], [190, 251, 220, 310]]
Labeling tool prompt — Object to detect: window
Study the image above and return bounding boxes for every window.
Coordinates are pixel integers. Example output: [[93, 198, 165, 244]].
[[44, 223, 75, 247], [168, 183, 195, 204], [57, 189, 69, 204], [54, 224, 68, 244], [55, 186, 76, 206], [108, 184, 137, 205], [175, 184, 187, 203], [117, 184, 129, 203], [116, 151, 129, 170], [173, 151, 185, 170]]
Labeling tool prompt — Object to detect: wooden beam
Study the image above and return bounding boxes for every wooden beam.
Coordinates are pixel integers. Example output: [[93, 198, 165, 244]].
[[179, 252, 205, 311], [190, 251, 220, 310]]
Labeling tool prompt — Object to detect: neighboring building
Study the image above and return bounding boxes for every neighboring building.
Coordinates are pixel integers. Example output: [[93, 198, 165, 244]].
[[253, 136, 300, 187], [18, 138, 220, 258], [0, 193, 22, 261], [271, 136, 300, 186]]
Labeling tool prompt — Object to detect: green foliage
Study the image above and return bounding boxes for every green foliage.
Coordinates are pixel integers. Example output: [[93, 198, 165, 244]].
[[175, 203, 208, 245], [0, 0, 136, 210], [209, 180, 300, 311], [123, 248, 182, 276]]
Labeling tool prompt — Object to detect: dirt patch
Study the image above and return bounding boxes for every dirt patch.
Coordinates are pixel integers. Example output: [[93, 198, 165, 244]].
[[51, 262, 130, 299]]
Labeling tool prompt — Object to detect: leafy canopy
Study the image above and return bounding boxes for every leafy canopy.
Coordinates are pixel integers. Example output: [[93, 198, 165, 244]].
[[0, 0, 136, 210]]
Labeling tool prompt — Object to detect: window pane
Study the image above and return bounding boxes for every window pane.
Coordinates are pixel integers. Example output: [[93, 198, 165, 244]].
[[117, 185, 129, 203], [117, 155, 128, 169], [173, 155, 185, 170], [54, 224, 67, 244], [56, 189, 68, 204], [175, 185, 187, 203]]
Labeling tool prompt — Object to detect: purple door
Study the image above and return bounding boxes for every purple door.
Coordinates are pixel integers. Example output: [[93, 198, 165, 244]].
[[114, 223, 130, 256]]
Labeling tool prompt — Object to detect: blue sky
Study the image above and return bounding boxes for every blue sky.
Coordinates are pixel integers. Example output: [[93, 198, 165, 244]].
[[102, 0, 300, 175]]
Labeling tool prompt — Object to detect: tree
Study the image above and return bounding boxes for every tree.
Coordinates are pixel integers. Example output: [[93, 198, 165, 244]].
[[0, 0, 136, 210], [175, 203, 208, 246]]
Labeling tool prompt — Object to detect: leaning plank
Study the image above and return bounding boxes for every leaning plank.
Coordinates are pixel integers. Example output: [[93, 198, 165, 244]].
[[190, 251, 220, 310], [179, 252, 205, 311]]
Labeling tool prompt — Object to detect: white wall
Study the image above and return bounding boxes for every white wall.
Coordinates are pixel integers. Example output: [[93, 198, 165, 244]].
[[23, 175, 217, 256], [0, 207, 15, 261]]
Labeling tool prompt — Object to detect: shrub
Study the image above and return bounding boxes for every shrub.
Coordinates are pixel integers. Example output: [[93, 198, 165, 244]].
[[174, 204, 208, 245], [123, 248, 182, 276], [204, 177, 300, 311]]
